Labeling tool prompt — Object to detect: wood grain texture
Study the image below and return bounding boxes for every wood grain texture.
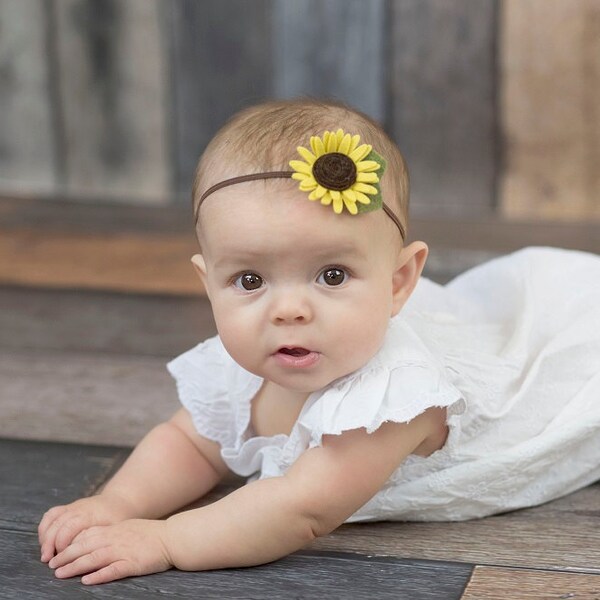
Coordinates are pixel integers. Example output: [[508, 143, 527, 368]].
[[0, 439, 128, 532], [389, 0, 498, 217], [52, 0, 169, 203], [0, 0, 56, 194], [272, 0, 386, 122], [0, 286, 215, 357], [461, 566, 600, 599], [0, 349, 180, 446], [2, 197, 598, 297], [309, 482, 600, 572], [500, 0, 600, 221], [169, 0, 272, 198], [1, 530, 471, 599], [0, 229, 201, 295]]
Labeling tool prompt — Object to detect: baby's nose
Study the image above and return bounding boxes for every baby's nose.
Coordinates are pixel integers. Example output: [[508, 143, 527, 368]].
[[270, 288, 313, 324]]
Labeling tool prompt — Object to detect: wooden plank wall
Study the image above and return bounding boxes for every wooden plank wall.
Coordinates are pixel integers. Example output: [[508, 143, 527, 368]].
[[0, 0, 599, 223], [500, 0, 600, 221]]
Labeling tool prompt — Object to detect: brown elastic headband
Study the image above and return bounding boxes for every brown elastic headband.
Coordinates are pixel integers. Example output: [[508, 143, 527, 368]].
[[194, 171, 406, 240]]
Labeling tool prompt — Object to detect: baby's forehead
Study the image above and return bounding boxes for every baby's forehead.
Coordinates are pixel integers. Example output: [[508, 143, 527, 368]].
[[200, 192, 393, 269]]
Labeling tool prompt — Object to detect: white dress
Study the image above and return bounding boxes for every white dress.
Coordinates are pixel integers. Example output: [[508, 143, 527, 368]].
[[167, 247, 600, 522]]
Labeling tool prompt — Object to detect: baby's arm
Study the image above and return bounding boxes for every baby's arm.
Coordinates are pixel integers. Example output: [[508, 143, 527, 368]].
[[47, 407, 442, 583], [165, 406, 442, 570], [39, 408, 228, 561]]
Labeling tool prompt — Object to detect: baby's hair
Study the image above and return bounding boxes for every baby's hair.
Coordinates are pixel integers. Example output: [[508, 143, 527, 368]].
[[192, 97, 410, 238]]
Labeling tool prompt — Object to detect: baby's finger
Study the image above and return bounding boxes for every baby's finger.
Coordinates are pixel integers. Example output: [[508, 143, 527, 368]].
[[54, 516, 88, 554], [41, 513, 80, 562], [81, 560, 134, 585], [53, 547, 114, 580], [38, 506, 66, 545]]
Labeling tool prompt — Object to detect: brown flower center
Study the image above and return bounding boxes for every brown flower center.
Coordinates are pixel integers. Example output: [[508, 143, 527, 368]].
[[312, 152, 357, 191]]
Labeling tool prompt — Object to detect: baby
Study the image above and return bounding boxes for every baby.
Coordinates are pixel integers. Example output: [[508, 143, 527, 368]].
[[38, 98, 600, 585]]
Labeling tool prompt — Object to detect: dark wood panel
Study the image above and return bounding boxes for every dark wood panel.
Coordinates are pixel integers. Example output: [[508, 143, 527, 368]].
[[52, 0, 169, 202], [0, 439, 128, 532], [0, 286, 214, 357], [460, 565, 600, 599], [390, 0, 498, 216], [1, 529, 471, 599], [0, 0, 57, 195], [0, 349, 180, 446], [169, 0, 273, 198], [272, 0, 386, 122]]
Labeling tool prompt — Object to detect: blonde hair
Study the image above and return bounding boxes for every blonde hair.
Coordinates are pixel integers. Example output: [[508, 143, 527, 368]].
[[192, 98, 410, 235]]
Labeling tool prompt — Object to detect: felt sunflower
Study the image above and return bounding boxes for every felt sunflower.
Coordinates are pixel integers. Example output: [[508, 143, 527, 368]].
[[289, 129, 386, 215]]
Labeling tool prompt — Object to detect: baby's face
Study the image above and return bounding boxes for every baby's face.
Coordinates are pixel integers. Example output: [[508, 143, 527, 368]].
[[195, 181, 411, 393]]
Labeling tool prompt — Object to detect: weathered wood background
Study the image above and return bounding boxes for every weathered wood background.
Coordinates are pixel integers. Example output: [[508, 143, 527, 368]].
[[0, 0, 599, 222]]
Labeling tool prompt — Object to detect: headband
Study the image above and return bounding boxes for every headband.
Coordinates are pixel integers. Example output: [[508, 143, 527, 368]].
[[194, 129, 406, 240]]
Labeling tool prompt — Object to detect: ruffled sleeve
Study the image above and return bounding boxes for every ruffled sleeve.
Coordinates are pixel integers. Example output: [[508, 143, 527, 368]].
[[295, 317, 466, 450], [166, 335, 237, 448]]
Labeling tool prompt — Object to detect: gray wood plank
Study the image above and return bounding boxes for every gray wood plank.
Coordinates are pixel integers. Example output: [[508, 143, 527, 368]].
[[169, 0, 272, 199], [1, 529, 471, 599], [389, 0, 498, 217], [0, 349, 180, 446], [272, 0, 386, 122], [0, 439, 128, 532], [0, 0, 57, 195], [52, 0, 170, 203], [0, 286, 215, 357]]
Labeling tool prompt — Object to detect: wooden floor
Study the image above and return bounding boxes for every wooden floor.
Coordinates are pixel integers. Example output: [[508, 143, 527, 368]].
[[1, 438, 599, 598], [2, 197, 600, 597]]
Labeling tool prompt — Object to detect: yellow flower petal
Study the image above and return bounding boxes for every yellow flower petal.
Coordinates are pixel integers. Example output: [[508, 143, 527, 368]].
[[308, 189, 321, 201], [313, 184, 328, 199], [333, 196, 344, 214], [352, 182, 377, 195], [330, 190, 341, 201], [320, 192, 332, 206], [356, 172, 379, 183], [354, 191, 372, 205], [299, 178, 317, 191], [344, 198, 358, 215], [310, 135, 325, 157], [297, 146, 317, 165], [291, 172, 310, 181], [342, 189, 357, 202], [338, 133, 352, 155], [326, 131, 337, 153], [289, 160, 313, 175], [348, 134, 361, 154], [335, 128, 344, 148], [356, 160, 380, 172], [349, 143, 372, 162]]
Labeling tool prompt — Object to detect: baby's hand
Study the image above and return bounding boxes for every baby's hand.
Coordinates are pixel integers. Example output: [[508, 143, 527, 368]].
[[39, 493, 135, 562], [47, 519, 172, 585]]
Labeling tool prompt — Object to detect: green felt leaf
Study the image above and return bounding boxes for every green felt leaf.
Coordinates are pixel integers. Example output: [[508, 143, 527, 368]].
[[356, 149, 387, 215]]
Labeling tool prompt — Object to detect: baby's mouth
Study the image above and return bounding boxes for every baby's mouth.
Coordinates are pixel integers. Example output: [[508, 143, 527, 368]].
[[273, 346, 320, 368], [278, 347, 311, 357]]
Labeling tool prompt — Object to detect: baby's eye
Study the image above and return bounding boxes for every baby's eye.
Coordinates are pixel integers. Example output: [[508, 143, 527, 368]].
[[317, 267, 348, 287], [234, 272, 264, 291]]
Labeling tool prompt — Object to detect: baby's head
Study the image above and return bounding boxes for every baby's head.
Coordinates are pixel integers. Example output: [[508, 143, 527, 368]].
[[191, 98, 428, 393], [193, 98, 410, 247]]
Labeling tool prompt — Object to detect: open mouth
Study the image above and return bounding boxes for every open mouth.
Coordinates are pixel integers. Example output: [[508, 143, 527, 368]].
[[278, 347, 311, 357], [274, 346, 320, 368]]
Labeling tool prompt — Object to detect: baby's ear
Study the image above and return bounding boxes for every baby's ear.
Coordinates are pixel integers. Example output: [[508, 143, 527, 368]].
[[391, 241, 428, 316], [190, 254, 208, 289]]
